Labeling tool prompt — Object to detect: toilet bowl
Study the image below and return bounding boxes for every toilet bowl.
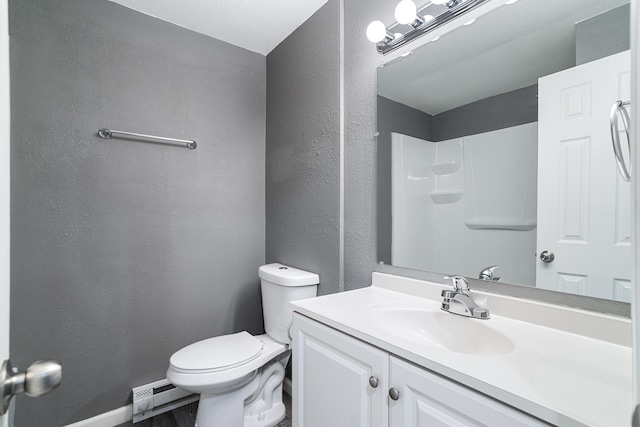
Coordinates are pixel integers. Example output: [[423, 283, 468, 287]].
[[166, 263, 319, 427]]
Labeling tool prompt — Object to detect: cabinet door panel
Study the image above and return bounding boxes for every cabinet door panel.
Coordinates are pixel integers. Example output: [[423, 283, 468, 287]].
[[389, 356, 551, 427], [292, 313, 388, 427]]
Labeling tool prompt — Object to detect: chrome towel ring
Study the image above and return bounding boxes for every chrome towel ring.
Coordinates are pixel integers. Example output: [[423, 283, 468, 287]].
[[609, 100, 631, 182]]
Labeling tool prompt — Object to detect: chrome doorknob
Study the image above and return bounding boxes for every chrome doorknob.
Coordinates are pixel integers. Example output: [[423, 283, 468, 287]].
[[1, 359, 62, 415], [24, 360, 62, 397], [540, 251, 555, 263]]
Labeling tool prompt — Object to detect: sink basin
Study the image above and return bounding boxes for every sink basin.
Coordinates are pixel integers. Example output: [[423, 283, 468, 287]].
[[365, 303, 515, 356]]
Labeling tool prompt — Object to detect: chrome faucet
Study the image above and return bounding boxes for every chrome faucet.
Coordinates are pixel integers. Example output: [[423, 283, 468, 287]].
[[441, 276, 490, 319], [479, 265, 500, 281]]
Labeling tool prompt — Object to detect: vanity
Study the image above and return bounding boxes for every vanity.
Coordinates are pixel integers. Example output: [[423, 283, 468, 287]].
[[290, 273, 632, 427]]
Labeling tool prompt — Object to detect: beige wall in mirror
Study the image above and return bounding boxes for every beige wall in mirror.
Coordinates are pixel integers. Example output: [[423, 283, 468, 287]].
[[376, 0, 631, 302]]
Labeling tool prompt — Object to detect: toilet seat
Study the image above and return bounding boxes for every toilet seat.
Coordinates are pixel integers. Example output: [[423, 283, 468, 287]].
[[167, 334, 287, 396], [169, 331, 264, 374]]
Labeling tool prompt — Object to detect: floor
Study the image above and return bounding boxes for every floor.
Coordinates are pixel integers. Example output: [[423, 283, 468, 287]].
[[116, 392, 292, 427]]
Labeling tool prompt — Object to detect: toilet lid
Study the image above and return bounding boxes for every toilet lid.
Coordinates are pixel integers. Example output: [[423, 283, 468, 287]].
[[170, 331, 264, 373]]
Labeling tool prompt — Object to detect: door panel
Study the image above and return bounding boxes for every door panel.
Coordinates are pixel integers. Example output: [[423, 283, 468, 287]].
[[537, 50, 632, 301]]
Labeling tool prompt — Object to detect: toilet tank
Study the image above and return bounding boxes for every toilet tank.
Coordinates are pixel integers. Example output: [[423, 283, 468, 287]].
[[259, 263, 319, 344]]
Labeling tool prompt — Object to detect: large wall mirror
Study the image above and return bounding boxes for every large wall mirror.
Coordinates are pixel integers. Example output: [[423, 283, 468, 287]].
[[377, 0, 631, 302]]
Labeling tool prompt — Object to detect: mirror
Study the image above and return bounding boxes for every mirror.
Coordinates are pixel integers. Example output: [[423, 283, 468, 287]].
[[377, 0, 632, 302]]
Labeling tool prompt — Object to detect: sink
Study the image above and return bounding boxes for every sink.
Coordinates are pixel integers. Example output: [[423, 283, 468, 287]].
[[365, 303, 515, 356]]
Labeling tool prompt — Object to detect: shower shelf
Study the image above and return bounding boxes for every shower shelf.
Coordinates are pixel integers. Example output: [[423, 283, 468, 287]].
[[429, 191, 463, 204], [465, 220, 537, 231], [430, 161, 460, 175]]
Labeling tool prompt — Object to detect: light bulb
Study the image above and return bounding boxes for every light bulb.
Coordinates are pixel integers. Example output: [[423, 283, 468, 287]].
[[366, 21, 388, 43], [395, 0, 418, 25]]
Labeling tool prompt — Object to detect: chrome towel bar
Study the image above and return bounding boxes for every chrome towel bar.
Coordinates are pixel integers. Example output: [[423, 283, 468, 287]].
[[98, 128, 197, 150]]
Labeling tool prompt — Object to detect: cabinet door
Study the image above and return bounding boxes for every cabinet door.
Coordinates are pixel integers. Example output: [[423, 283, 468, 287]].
[[389, 356, 551, 427], [292, 313, 388, 427]]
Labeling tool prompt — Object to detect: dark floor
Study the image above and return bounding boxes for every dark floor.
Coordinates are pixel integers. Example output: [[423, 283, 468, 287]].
[[116, 392, 292, 427]]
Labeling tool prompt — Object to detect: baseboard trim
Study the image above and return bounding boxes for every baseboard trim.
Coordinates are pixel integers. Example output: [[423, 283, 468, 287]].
[[283, 377, 292, 397], [63, 379, 292, 427], [63, 404, 132, 427]]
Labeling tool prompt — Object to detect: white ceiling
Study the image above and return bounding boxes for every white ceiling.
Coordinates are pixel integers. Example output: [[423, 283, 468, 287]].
[[378, 0, 630, 115], [109, 0, 330, 55]]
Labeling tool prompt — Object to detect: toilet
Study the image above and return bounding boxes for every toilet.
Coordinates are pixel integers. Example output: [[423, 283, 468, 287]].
[[166, 263, 319, 427]]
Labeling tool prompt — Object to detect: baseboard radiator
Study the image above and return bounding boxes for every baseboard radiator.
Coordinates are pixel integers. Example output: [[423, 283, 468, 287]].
[[132, 378, 198, 423]]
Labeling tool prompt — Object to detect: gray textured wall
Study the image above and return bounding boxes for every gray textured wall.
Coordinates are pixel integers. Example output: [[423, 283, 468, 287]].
[[343, 0, 385, 290], [432, 84, 538, 141], [265, 0, 341, 296], [9, 1, 266, 425], [576, 4, 630, 65]]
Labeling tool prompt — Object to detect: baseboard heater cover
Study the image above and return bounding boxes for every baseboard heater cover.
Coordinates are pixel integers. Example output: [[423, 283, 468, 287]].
[[132, 378, 198, 423]]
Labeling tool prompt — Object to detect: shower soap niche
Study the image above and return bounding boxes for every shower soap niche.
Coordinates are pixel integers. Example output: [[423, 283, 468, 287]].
[[465, 219, 537, 231], [429, 191, 463, 204], [430, 161, 460, 175]]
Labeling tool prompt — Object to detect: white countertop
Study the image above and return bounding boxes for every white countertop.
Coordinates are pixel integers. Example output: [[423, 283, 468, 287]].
[[291, 273, 632, 427]]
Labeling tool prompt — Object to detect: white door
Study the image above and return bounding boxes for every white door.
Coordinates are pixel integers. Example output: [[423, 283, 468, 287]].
[[1, 0, 10, 424], [292, 313, 388, 427], [388, 356, 549, 426], [537, 50, 632, 301]]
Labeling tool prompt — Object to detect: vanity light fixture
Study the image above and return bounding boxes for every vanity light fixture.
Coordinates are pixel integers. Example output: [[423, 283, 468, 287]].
[[367, 0, 492, 54], [366, 20, 393, 44], [395, 0, 425, 27]]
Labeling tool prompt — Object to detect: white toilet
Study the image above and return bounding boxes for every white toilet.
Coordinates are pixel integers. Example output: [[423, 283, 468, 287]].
[[166, 263, 319, 427]]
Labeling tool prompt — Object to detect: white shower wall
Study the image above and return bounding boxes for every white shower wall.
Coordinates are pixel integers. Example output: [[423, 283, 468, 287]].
[[392, 123, 538, 286], [391, 133, 435, 270]]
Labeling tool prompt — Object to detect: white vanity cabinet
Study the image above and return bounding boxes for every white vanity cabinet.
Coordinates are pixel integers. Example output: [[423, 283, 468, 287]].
[[388, 356, 550, 427], [292, 312, 388, 427], [292, 313, 551, 427]]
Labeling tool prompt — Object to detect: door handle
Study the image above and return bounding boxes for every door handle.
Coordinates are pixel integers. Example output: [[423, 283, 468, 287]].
[[539, 251, 555, 263], [1, 359, 62, 415]]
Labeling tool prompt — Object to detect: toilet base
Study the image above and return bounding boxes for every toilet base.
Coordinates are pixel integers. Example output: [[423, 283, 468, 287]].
[[244, 400, 285, 427], [194, 352, 290, 427], [244, 352, 290, 427], [195, 372, 260, 427]]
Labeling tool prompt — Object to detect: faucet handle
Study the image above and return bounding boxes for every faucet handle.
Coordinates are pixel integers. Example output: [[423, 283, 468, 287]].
[[444, 275, 470, 293], [479, 265, 500, 281]]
